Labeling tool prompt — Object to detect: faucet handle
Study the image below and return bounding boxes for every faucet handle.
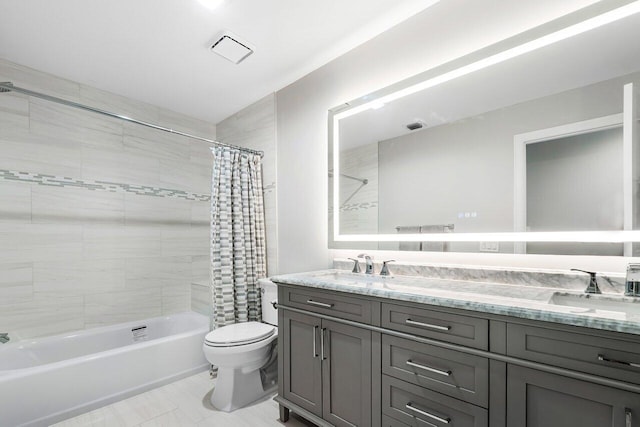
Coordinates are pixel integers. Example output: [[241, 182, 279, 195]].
[[348, 258, 362, 273], [380, 260, 395, 276], [571, 269, 602, 294]]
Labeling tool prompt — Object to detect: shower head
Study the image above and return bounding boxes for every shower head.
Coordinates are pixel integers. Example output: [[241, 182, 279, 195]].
[[0, 82, 14, 93]]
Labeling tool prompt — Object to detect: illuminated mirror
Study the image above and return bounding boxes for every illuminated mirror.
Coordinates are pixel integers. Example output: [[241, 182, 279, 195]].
[[328, 0, 640, 255]]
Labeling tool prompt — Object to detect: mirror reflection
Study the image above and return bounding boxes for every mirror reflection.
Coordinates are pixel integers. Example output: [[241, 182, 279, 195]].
[[331, 7, 640, 255]]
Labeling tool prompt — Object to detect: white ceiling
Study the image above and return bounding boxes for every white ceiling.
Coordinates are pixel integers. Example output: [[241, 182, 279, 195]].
[[0, 0, 437, 125]]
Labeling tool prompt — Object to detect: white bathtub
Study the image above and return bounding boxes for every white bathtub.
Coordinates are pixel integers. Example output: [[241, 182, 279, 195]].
[[0, 311, 210, 427]]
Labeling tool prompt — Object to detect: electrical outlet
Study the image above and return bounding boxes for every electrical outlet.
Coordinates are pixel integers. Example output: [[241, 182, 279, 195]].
[[479, 241, 499, 252]]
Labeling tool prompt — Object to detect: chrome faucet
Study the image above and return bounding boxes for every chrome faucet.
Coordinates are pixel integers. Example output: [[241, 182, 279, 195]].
[[348, 257, 362, 273], [358, 254, 374, 274], [380, 260, 395, 276], [0, 333, 9, 344], [571, 269, 601, 294]]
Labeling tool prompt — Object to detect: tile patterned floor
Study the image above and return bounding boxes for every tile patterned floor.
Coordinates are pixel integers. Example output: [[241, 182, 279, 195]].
[[51, 371, 315, 427]]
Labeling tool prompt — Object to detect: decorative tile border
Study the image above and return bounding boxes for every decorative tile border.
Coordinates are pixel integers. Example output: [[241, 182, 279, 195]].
[[328, 200, 378, 214], [0, 169, 211, 202]]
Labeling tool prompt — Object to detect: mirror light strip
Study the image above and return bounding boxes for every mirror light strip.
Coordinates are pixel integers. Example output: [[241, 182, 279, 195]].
[[334, 1, 640, 122], [335, 231, 640, 243]]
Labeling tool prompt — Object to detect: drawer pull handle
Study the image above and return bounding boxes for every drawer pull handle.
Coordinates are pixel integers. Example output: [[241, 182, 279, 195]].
[[405, 403, 451, 424], [313, 326, 318, 358], [321, 328, 327, 360], [405, 319, 451, 331], [598, 354, 640, 369], [626, 409, 632, 427], [406, 360, 452, 377], [306, 299, 334, 309]]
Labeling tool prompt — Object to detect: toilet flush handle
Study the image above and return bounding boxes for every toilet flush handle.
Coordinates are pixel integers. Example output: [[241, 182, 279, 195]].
[[271, 300, 278, 310]]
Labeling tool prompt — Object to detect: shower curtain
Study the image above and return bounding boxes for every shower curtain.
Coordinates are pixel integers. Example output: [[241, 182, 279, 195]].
[[210, 146, 266, 329]]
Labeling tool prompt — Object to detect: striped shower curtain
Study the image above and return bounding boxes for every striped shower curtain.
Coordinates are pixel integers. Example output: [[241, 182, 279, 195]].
[[210, 146, 266, 329]]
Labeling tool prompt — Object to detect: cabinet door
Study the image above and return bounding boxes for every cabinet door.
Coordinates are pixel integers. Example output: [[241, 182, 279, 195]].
[[507, 365, 640, 427], [282, 310, 323, 417], [322, 319, 372, 427]]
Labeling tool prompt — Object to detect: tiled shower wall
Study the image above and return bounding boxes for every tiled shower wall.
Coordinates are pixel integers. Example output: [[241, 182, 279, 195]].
[[0, 59, 214, 339], [337, 142, 378, 235]]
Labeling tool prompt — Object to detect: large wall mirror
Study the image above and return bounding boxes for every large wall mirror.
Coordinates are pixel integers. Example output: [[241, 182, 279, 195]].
[[328, 0, 640, 256]]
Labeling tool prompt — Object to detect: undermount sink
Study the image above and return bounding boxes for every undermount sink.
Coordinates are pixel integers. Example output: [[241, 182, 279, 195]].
[[548, 292, 640, 315]]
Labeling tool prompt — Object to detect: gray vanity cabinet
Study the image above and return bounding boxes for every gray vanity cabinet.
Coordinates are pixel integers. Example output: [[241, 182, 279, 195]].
[[279, 289, 373, 427], [321, 319, 372, 427], [281, 310, 323, 417], [275, 280, 640, 427], [504, 322, 640, 427], [506, 365, 640, 427]]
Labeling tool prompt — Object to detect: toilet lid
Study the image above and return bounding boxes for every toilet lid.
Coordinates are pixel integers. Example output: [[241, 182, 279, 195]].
[[205, 322, 275, 347]]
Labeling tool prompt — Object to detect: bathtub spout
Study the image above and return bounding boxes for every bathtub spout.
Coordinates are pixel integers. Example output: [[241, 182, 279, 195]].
[[0, 333, 9, 344]]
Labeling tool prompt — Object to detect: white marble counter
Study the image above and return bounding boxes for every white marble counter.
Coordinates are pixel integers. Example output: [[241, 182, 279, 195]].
[[271, 269, 640, 336]]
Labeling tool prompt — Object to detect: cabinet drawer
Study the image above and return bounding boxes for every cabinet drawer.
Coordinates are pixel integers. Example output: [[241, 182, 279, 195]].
[[279, 286, 372, 324], [382, 334, 489, 407], [507, 323, 640, 386], [382, 375, 488, 427], [381, 303, 488, 350], [382, 414, 410, 427]]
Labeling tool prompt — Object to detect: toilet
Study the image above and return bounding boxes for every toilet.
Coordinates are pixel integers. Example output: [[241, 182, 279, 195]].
[[203, 278, 278, 412]]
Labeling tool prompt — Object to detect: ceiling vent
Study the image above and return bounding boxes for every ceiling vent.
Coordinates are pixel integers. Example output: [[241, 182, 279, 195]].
[[210, 31, 254, 64]]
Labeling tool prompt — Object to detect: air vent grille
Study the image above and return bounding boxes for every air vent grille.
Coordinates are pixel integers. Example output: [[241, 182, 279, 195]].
[[210, 32, 254, 64]]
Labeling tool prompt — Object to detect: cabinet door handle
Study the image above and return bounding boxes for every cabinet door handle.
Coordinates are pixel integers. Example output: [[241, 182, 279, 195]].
[[405, 318, 451, 331], [321, 328, 327, 360], [306, 299, 334, 309], [405, 403, 451, 424], [626, 409, 632, 427], [312, 326, 318, 358], [406, 360, 452, 377], [598, 354, 640, 369]]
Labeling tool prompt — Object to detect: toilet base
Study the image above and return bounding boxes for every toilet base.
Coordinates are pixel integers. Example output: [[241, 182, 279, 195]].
[[211, 367, 272, 412]]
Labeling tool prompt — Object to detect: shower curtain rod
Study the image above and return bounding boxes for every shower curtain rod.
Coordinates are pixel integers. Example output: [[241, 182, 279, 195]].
[[0, 82, 264, 157]]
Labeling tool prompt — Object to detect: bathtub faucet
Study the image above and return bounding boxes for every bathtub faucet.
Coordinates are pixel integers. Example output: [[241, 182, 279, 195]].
[[0, 333, 9, 344]]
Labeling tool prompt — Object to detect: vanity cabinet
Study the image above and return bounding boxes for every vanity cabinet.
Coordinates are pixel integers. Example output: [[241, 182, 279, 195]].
[[379, 302, 490, 427], [381, 334, 489, 407], [506, 365, 640, 427], [504, 323, 640, 427], [381, 302, 489, 350], [274, 281, 640, 427], [506, 323, 640, 385], [279, 288, 374, 427]]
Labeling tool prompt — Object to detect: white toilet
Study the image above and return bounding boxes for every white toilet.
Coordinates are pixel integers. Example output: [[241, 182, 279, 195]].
[[203, 278, 278, 412]]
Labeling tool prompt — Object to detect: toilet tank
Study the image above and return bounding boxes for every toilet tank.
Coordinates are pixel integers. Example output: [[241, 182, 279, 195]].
[[259, 279, 278, 326]]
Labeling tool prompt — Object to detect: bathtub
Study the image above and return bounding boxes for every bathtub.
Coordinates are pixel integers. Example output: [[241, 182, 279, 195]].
[[0, 311, 210, 427]]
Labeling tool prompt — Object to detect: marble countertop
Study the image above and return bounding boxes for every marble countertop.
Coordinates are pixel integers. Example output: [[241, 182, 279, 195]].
[[271, 269, 640, 336]]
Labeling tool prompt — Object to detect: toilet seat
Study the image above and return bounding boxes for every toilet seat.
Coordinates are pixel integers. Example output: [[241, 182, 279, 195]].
[[204, 322, 275, 347]]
